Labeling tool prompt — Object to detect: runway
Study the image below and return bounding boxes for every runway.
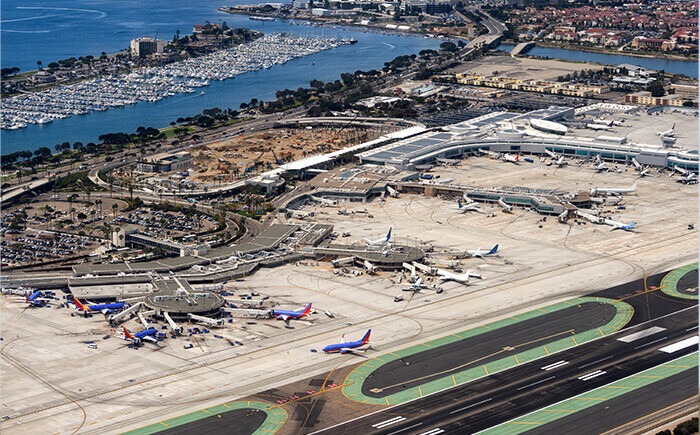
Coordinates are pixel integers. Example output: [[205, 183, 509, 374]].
[[525, 368, 698, 434], [318, 304, 697, 434], [362, 302, 617, 397], [142, 272, 698, 435]]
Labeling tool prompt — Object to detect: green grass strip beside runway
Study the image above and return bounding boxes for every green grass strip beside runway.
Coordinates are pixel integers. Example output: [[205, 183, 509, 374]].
[[123, 400, 287, 435], [343, 297, 633, 405], [476, 351, 699, 435], [660, 263, 698, 300]]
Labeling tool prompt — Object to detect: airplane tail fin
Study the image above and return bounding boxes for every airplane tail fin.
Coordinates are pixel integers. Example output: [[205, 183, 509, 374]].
[[515, 154, 520, 161], [627, 222, 636, 230], [361, 329, 372, 345], [488, 244, 499, 255], [385, 228, 392, 242], [123, 327, 134, 340], [302, 303, 312, 317], [457, 199, 462, 208], [73, 297, 87, 311]]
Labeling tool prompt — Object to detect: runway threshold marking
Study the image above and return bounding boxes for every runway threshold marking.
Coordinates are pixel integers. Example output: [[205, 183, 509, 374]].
[[474, 352, 698, 435], [541, 360, 568, 371], [372, 416, 406, 429]]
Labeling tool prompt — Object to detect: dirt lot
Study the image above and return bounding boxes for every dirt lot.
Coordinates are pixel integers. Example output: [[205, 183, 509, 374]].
[[189, 127, 388, 183]]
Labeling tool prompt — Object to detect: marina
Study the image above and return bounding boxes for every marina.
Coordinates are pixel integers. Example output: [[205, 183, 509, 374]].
[[1, 34, 353, 131]]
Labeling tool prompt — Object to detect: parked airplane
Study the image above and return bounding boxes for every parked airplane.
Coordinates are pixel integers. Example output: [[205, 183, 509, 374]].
[[437, 157, 460, 166], [402, 278, 430, 292], [455, 199, 481, 213], [631, 158, 650, 176], [586, 123, 612, 131], [322, 329, 372, 354], [364, 228, 391, 246], [594, 162, 608, 172], [604, 219, 637, 232], [657, 123, 676, 138], [593, 119, 624, 126], [73, 297, 126, 315], [123, 326, 158, 346], [502, 153, 520, 164], [25, 290, 51, 307], [590, 184, 637, 196], [272, 303, 312, 323], [363, 260, 377, 274], [466, 245, 499, 258], [479, 149, 501, 159], [678, 172, 698, 184], [436, 268, 472, 284]]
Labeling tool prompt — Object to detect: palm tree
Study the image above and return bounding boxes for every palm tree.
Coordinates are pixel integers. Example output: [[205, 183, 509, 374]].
[[112, 203, 119, 218], [36, 60, 42, 71], [95, 199, 103, 218]]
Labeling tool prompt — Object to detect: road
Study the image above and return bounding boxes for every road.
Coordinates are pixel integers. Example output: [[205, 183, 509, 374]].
[[316, 305, 697, 434]]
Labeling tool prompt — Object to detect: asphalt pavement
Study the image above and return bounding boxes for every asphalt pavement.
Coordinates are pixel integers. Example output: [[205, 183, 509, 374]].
[[362, 302, 616, 397], [525, 368, 698, 435], [320, 304, 697, 434]]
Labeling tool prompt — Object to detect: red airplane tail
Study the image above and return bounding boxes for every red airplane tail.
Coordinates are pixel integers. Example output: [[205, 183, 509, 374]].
[[302, 303, 312, 317], [361, 329, 372, 345], [73, 297, 88, 311], [123, 327, 135, 340]]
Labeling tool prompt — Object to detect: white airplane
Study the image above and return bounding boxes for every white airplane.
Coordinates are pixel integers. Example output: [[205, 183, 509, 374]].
[[590, 184, 637, 196], [454, 198, 481, 213], [657, 123, 676, 138], [436, 268, 472, 284], [363, 260, 377, 274], [593, 119, 623, 126], [479, 149, 501, 159], [502, 153, 520, 164], [594, 162, 608, 172], [554, 155, 567, 167], [678, 173, 698, 184], [466, 244, 499, 258], [364, 228, 391, 246], [604, 219, 637, 232], [586, 123, 612, 131]]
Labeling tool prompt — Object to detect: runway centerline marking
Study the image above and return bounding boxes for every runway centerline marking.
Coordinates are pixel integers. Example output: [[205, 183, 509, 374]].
[[577, 356, 612, 369], [516, 376, 555, 391], [449, 398, 493, 414], [633, 336, 668, 350]]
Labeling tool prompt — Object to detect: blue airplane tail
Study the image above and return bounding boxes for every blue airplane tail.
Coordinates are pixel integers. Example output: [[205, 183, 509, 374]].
[[385, 228, 392, 242], [626, 222, 636, 230], [457, 199, 462, 208], [488, 244, 499, 255]]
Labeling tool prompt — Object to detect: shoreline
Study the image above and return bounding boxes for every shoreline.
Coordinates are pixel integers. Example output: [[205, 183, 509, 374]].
[[218, 7, 469, 42], [531, 41, 697, 63]]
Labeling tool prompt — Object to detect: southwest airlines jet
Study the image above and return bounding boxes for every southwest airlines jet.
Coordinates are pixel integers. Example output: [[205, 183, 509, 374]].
[[322, 330, 372, 354]]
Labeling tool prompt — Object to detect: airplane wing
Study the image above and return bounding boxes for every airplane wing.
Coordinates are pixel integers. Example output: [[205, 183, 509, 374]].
[[278, 315, 290, 322], [142, 335, 158, 343]]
